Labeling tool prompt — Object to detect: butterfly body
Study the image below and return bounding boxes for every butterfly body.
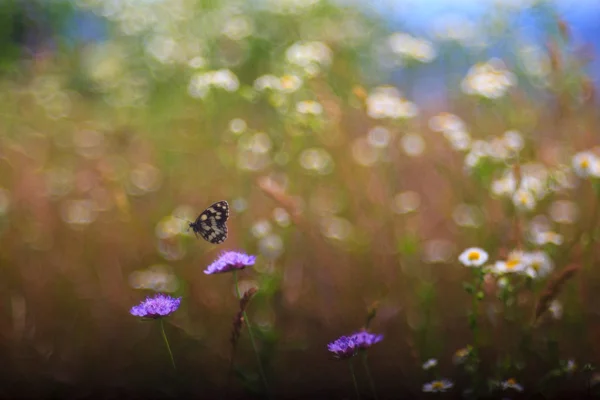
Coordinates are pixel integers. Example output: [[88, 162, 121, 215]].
[[189, 200, 229, 244]]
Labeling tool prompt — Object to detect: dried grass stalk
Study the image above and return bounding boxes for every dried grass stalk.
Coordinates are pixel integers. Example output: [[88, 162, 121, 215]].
[[257, 176, 304, 227], [230, 288, 258, 348], [533, 264, 579, 324], [364, 301, 379, 330]]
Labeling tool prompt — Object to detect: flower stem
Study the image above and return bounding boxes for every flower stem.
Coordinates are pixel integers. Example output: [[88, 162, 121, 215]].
[[232, 271, 270, 398], [468, 269, 484, 394], [349, 359, 361, 400], [361, 352, 378, 400], [160, 319, 176, 372]]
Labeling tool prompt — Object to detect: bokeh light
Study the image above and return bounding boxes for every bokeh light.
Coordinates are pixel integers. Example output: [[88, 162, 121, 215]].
[[1, 0, 599, 398]]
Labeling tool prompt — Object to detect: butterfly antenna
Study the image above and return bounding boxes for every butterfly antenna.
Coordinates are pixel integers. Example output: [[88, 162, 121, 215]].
[[173, 215, 192, 231]]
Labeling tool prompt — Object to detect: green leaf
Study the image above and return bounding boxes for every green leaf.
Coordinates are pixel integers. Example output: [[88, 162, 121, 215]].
[[463, 282, 475, 294], [397, 234, 419, 256]]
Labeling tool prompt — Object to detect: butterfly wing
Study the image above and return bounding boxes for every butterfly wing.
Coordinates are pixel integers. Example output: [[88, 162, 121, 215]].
[[198, 221, 227, 244], [192, 201, 229, 244]]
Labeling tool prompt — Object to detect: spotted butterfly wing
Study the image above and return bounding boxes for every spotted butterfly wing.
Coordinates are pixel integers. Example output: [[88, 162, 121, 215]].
[[189, 201, 229, 244]]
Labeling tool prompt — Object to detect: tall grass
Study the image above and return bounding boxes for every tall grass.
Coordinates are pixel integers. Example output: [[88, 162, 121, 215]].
[[0, 0, 598, 398]]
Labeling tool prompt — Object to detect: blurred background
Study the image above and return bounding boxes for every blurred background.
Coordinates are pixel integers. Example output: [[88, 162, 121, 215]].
[[0, 0, 599, 398]]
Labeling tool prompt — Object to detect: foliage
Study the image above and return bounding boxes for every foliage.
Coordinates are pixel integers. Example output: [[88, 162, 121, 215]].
[[0, 0, 598, 398]]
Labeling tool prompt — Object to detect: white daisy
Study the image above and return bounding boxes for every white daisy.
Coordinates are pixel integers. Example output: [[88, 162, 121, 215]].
[[443, 129, 471, 151], [254, 74, 280, 91], [296, 100, 323, 115], [423, 379, 453, 393], [366, 86, 418, 120], [501, 378, 523, 392], [459, 247, 489, 267], [503, 130, 524, 153], [279, 75, 303, 93], [523, 250, 553, 279], [461, 59, 515, 99], [572, 151, 600, 178], [493, 251, 526, 275], [388, 32, 437, 63], [491, 175, 517, 197], [548, 300, 563, 319], [512, 189, 536, 211], [452, 346, 472, 365], [422, 358, 438, 370], [429, 112, 466, 133], [533, 231, 563, 246], [520, 175, 546, 200]]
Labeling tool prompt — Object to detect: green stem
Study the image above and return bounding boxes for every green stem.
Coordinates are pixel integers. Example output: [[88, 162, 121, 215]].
[[470, 269, 484, 348], [160, 319, 177, 372], [232, 271, 270, 397], [361, 352, 378, 400], [349, 359, 361, 400], [468, 269, 484, 393]]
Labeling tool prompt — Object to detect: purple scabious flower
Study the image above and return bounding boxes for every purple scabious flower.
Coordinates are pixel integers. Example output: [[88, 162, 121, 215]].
[[327, 335, 359, 359], [350, 331, 384, 350], [204, 251, 256, 275], [130, 294, 181, 319]]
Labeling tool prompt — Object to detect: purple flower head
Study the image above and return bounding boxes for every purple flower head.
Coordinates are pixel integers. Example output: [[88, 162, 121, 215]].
[[350, 331, 384, 350], [130, 294, 181, 319], [204, 251, 256, 275], [327, 335, 359, 359]]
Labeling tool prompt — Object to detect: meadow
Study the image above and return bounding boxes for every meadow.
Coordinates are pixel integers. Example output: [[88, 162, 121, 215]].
[[0, 0, 599, 399]]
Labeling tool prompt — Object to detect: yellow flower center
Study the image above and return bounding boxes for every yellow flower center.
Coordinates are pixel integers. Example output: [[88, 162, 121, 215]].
[[506, 378, 517, 385], [352, 86, 367, 99], [468, 251, 480, 261], [456, 349, 467, 357], [432, 381, 445, 389], [506, 260, 520, 270], [581, 159, 590, 168], [519, 194, 529, 204], [531, 262, 541, 271], [280, 76, 295, 89]]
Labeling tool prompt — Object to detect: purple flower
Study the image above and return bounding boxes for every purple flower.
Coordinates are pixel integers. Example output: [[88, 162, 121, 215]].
[[350, 331, 384, 349], [130, 294, 181, 319], [327, 335, 359, 359], [204, 251, 256, 275]]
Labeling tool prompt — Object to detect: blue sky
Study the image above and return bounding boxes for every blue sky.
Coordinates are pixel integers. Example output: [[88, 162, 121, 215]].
[[353, 0, 600, 42], [71, 0, 600, 87], [356, 0, 600, 19], [76, 0, 600, 46]]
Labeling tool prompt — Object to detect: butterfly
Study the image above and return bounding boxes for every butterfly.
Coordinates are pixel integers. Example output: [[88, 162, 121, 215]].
[[188, 200, 229, 244]]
